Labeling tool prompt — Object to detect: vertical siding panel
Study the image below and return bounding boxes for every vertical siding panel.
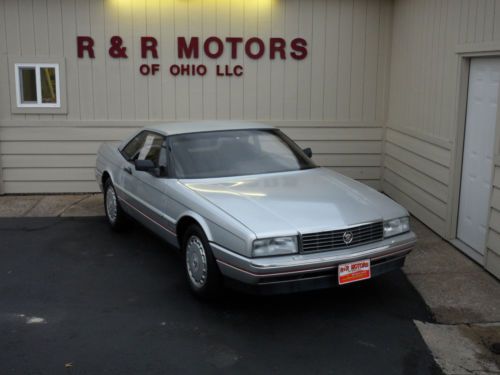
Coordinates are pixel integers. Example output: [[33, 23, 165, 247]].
[[475, 0, 486, 42], [103, 0, 121, 119], [0, 1, 11, 120], [76, 0, 94, 120], [256, 1, 271, 120], [337, 0, 353, 121], [483, 0, 495, 41], [283, 0, 299, 120], [350, 0, 367, 121], [296, 0, 313, 120], [146, 0, 162, 120], [18, 0, 35, 56], [458, 0, 468, 44], [435, 0, 448, 139], [175, 0, 190, 120], [375, 0, 392, 124], [202, 0, 217, 119], [323, 0, 340, 120], [408, 2, 426, 127], [309, 0, 326, 120], [392, 0, 405, 126], [494, 0, 500, 40], [415, 0, 426, 129], [160, 0, 175, 119], [117, 0, 134, 120], [89, 0, 107, 120], [47, 0, 63, 125], [215, 0, 230, 119], [33, 0, 49, 56], [133, 0, 148, 119], [443, 0, 460, 141], [243, 1, 258, 120], [0, 3, 7, 55], [47, 0, 64, 58], [18, 0, 38, 120], [61, 0, 80, 119], [466, 0, 477, 43], [269, 0, 285, 119], [188, 0, 203, 120], [422, 0, 435, 134], [5, 1, 24, 121], [3, 1, 21, 56], [362, 0, 379, 123], [229, 0, 244, 119]]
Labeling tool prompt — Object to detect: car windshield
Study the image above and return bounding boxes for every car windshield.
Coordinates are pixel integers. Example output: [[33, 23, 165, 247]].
[[170, 129, 317, 179]]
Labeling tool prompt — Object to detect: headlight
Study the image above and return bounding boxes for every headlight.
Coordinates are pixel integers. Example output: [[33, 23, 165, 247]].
[[383, 217, 410, 238], [252, 236, 298, 257]]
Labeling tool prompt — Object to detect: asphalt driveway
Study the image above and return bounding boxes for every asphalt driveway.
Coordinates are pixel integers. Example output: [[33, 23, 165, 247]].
[[0, 217, 440, 374]]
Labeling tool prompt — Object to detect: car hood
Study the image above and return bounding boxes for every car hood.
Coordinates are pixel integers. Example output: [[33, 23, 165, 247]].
[[180, 168, 407, 237]]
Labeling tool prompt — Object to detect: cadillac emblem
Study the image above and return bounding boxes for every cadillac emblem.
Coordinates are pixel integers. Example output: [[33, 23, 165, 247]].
[[343, 231, 353, 245]]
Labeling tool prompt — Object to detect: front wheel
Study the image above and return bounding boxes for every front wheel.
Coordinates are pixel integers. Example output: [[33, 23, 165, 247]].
[[104, 179, 128, 231], [183, 225, 223, 298]]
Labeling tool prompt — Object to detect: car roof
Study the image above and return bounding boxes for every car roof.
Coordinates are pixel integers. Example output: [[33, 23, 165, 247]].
[[143, 121, 275, 136]]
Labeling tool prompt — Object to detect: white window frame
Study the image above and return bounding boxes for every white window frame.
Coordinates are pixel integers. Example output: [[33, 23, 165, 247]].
[[14, 63, 61, 108]]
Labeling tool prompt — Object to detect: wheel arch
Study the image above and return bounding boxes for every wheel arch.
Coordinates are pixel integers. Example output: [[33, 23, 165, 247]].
[[101, 170, 111, 187], [176, 212, 214, 248]]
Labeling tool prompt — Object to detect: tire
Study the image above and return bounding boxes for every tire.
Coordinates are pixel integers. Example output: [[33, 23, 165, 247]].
[[103, 179, 128, 231], [183, 225, 223, 298]]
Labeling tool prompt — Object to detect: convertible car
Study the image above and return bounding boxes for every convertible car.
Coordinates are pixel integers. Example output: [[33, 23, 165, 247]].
[[95, 122, 416, 296]]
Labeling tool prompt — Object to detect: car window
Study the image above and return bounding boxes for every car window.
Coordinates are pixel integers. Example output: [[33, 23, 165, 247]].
[[122, 131, 148, 160], [170, 129, 316, 179], [137, 133, 165, 166], [122, 131, 165, 166]]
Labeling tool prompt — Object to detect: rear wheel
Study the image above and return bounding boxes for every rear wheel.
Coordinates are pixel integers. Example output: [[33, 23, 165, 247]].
[[183, 225, 223, 298], [104, 179, 128, 231]]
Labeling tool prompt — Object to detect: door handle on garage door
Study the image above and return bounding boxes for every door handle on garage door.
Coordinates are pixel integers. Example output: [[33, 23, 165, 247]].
[[123, 166, 132, 175]]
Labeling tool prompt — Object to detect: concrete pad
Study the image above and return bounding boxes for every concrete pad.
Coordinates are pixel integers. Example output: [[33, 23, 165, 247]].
[[408, 271, 500, 324], [24, 194, 87, 217], [410, 217, 445, 247], [404, 240, 481, 275], [60, 194, 104, 217], [0, 195, 42, 217], [415, 321, 500, 374]]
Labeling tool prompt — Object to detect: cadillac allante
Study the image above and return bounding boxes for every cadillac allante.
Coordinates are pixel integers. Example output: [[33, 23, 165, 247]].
[[95, 122, 416, 297]]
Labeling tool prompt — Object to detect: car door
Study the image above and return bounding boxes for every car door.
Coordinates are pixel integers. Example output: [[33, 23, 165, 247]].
[[123, 132, 176, 242], [115, 131, 148, 214]]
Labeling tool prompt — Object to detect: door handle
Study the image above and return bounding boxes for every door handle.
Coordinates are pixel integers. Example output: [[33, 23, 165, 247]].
[[123, 166, 132, 175]]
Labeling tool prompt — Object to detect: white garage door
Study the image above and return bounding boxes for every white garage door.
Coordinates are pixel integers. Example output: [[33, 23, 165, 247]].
[[457, 57, 500, 255]]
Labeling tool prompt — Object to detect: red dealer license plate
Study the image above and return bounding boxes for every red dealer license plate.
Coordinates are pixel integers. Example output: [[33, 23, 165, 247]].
[[338, 259, 371, 285]]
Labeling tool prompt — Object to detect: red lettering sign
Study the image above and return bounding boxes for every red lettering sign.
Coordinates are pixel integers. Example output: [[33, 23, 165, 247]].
[[245, 37, 265, 59], [77, 35, 308, 77], [141, 36, 158, 58], [77, 36, 95, 58], [290, 37, 308, 60], [178, 37, 199, 59], [204, 37, 224, 59]]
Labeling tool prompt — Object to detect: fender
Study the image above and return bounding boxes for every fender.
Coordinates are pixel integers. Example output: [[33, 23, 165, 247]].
[[176, 211, 214, 242]]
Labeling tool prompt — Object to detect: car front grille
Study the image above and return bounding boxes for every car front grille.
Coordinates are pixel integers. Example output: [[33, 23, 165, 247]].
[[300, 221, 384, 253]]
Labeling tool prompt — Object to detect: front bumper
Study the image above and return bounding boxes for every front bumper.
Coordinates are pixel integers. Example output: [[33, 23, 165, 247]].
[[211, 231, 416, 294]]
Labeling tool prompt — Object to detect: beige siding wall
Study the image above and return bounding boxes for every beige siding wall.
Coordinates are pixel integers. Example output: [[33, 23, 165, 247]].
[[487, 161, 500, 277], [0, 0, 393, 194], [385, 0, 500, 277]]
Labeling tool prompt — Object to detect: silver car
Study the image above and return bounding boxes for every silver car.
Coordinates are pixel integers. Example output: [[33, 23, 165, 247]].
[[95, 121, 416, 296]]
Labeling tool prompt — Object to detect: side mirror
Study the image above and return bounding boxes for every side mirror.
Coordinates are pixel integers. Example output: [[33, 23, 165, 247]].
[[303, 147, 313, 158], [134, 159, 155, 172]]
